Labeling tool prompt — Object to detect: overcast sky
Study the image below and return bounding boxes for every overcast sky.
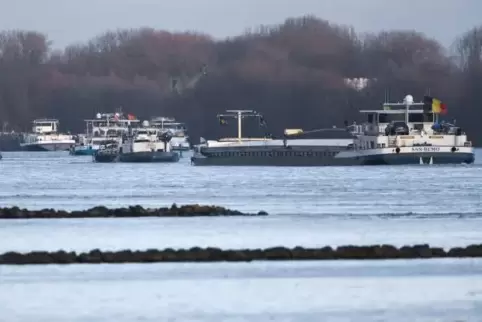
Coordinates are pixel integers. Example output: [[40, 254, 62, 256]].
[[2, 0, 481, 49]]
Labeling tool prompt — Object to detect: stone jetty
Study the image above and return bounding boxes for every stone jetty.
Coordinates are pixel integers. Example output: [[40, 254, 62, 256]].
[[0, 204, 268, 219], [1, 244, 481, 264]]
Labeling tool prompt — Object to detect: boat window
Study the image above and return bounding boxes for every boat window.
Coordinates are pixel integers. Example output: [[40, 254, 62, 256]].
[[36, 123, 54, 128], [409, 113, 433, 123], [378, 113, 405, 123], [367, 114, 374, 123]]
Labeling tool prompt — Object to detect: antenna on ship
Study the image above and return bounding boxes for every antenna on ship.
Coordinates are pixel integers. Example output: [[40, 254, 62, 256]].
[[217, 110, 264, 143]]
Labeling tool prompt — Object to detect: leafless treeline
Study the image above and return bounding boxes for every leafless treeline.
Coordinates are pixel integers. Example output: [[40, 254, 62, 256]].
[[0, 16, 481, 143]]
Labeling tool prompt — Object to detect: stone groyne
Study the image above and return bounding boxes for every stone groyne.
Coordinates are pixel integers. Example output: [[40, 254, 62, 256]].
[[1, 244, 481, 264], [0, 204, 268, 219]]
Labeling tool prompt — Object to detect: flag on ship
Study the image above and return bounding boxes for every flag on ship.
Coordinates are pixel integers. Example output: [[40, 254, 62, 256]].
[[423, 96, 447, 114]]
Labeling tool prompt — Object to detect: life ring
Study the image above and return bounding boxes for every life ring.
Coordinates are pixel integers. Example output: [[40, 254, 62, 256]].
[[395, 147, 400, 154]]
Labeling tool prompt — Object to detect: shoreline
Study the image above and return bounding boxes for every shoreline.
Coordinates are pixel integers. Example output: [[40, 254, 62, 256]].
[[1, 244, 481, 264], [0, 204, 268, 219]]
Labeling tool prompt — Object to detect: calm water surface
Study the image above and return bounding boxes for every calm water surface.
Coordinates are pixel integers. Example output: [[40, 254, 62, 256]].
[[1, 150, 481, 321], [1, 260, 482, 322], [0, 150, 481, 215]]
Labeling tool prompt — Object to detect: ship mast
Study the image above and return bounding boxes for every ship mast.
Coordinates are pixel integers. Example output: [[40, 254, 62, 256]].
[[217, 110, 264, 143]]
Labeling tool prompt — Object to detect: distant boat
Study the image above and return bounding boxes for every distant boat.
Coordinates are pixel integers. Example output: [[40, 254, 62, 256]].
[[21, 119, 75, 151], [118, 123, 180, 163], [71, 112, 140, 156], [150, 117, 191, 151]]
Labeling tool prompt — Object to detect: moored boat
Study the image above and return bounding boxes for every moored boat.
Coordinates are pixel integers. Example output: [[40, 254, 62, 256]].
[[333, 95, 474, 165], [118, 123, 180, 163], [150, 117, 191, 151], [191, 96, 474, 166], [71, 112, 139, 156], [21, 119, 75, 151]]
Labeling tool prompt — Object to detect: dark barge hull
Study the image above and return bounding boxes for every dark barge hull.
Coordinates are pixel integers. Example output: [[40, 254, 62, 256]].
[[352, 152, 474, 165], [119, 151, 180, 163], [93, 153, 118, 163], [191, 151, 475, 166]]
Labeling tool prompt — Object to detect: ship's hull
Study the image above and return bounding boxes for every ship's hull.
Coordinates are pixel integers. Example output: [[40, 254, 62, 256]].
[[335, 146, 475, 165], [191, 146, 475, 166], [93, 152, 118, 163], [342, 152, 474, 165], [191, 154, 349, 166], [119, 151, 180, 163], [20, 142, 73, 152]]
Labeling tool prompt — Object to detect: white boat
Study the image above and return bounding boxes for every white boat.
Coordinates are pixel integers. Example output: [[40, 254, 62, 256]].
[[118, 122, 180, 163], [71, 112, 140, 156], [21, 119, 75, 151], [334, 94, 474, 165], [150, 117, 191, 151]]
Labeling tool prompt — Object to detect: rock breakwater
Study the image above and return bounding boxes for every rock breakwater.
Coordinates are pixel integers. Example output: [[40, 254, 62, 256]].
[[1, 244, 481, 264], [0, 204, 268, 219]]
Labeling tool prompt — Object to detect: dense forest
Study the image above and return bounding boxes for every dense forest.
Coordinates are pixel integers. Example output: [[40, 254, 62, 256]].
[[0, 16, 481, 144]]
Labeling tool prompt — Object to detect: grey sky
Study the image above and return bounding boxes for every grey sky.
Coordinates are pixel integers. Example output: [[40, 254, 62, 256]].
[[1, 0, 481, 49]]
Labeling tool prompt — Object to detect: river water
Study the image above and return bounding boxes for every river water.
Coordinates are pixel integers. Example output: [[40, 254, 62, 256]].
[[1, 150, 482, 321]]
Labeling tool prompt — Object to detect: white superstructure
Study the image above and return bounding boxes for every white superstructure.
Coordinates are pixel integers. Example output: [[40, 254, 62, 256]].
[[150, 117, 191, 151], [72, 112, 140, 155], [21, 119, 75, 151], [121, 127, 172, 154], [335, 94, 474, 164]]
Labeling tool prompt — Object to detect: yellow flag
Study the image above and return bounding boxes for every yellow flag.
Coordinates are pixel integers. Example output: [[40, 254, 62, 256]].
[[432, 98, 442, 113]]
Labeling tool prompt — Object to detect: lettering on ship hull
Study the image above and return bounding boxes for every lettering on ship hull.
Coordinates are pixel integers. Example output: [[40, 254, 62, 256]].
[[411, 147, 441, 152]]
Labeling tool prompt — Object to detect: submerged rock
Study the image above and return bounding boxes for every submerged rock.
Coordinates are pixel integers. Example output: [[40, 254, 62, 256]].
[[0, 204, 267, 219], [1, 244, 481, 265]]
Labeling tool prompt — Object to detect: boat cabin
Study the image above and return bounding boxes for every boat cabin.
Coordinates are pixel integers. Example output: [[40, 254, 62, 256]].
[[32, 119, 60, 134]]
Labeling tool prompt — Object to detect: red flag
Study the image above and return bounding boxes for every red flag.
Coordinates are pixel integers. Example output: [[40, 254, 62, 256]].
[[440, 103, 448, 115], [127, 114, 135, 120]]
